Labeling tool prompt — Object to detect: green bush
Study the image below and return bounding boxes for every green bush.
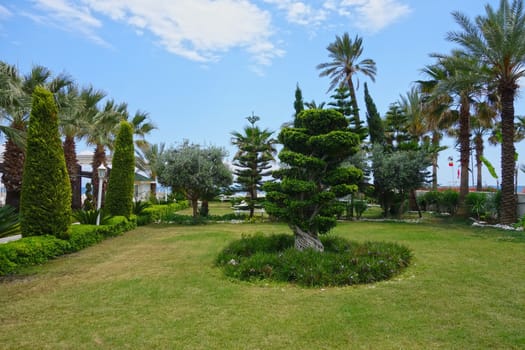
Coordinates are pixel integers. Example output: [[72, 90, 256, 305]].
[[104, 121, 135, 217], [135, 201, 190, 226], [439, 190, 459, 215], [216, 234, 412, 287], [466, 192, 488, 219], [0, 216, 137, 276], [20, 86, 72, 239], [133, 200, 151, 215]]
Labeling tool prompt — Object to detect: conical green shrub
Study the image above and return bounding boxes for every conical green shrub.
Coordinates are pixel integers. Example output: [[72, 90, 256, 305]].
[[20, 86, 72, 239]]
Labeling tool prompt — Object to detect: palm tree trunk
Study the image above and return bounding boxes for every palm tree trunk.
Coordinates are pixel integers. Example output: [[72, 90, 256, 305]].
[[431, 132, 440, 190], [457, 94, 470, 217], [2, 134, 25, 210], [63, 135, 82, 209], [499, 86, 517, 225], [474, 134, 484, 191]]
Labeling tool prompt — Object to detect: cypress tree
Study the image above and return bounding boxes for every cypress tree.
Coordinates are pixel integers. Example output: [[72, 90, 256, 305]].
[[20, 86, 72, 239], [104, 121, 135, 217], [293, 83, 304, 119], [364, 82, 384, 146]]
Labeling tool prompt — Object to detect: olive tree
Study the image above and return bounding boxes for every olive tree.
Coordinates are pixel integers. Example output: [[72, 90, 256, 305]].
[[157, 141, 232, 217]]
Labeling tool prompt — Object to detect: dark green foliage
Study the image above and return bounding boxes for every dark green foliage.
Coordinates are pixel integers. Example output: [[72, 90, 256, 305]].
[[265, 109, 362, 250], [364, 82, 384, 145], [0, 216, 136, 276], [135, 201, 190, 225], [293, 83, 304, 118], [0, 205, 20, 238], [20, 86, 72, 239], [104, 121, 135, 217], [231, 118, 277, 218], [216, 234, 412, 287], [72, 209, 112, 225]]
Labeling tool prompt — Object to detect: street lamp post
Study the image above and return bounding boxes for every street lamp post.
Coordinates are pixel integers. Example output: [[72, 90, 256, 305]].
[[96, 164, 106, 226]]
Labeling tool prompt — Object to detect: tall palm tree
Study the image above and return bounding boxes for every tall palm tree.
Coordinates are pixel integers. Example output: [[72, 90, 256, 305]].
[[448, 0, 525, 224], [316, 33, 376, 131], [81, 99, 121, 206], [60, 85, 106, 208], [420, 51, 486, 215]]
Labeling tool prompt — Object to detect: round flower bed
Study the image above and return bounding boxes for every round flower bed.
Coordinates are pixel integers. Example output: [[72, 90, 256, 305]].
[[216, 233, 412, 287]]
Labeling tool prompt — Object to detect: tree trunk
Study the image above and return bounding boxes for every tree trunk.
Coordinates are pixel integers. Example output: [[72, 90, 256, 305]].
[[499, 86, 517, 224], [431, 131, 440, 190], [293, 225, 324, 252], [2, 136, 25, 210], [63, 136, 82, 209], [474, 134, 484, 192], [456, 94, 470, 217]]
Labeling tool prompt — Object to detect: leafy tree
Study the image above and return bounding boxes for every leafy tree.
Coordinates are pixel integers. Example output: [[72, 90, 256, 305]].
[[448, 0, 525, 224], [20, 86, 72, 239], [158, 142, 232, 217], [317, 33, 377, 132], [371, 144, 431, 218], [264, 109, 362, 252], [104, 121, 135, 218], [231, 116, 277, 218], [328, 85, 367, 140]]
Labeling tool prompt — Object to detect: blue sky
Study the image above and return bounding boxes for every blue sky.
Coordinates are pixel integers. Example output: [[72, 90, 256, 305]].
[[0, 0, 523, 187]]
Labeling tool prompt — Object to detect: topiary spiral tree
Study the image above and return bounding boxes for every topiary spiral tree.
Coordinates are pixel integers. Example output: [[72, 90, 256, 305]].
[[264, 109, 362, 251]]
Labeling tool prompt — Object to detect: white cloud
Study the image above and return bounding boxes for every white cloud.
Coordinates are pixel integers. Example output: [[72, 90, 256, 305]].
[[263, 0, 328, 26], [0, 5, 12, 19], [338, 0, 412, 33], [31, 0, 108, 46], [30, 0, 283, 67]]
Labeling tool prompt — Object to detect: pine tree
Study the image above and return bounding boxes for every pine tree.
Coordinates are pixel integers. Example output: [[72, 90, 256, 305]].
[[364, 82, 384, 146]]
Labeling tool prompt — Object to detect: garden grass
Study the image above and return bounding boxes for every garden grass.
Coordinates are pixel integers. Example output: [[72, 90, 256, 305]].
[[0, 220, 524, 349]]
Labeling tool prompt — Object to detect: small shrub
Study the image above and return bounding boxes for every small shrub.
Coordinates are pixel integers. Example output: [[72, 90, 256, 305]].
[[216, 234, 412, 287], [73, 209, 112, 225], [133, 200, 152, 216], [466, 192, 487, 220], [439, 190, 459, 215], [354, 199, 368, 220], [0, 205, 20, 238]]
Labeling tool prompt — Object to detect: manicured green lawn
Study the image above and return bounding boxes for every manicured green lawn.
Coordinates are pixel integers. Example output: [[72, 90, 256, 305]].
[[1, 219, 524, 349]]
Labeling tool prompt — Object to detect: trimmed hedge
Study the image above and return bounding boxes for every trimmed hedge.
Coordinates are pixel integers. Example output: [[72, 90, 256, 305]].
[[216, 234, 412, 287], [0, 216, 136, 276], [136, 201, 190, 226]]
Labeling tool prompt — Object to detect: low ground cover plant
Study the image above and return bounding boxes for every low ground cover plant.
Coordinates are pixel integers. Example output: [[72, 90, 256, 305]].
[[216, 233, 412, 287]]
